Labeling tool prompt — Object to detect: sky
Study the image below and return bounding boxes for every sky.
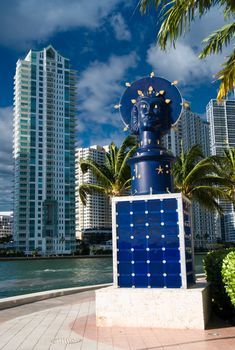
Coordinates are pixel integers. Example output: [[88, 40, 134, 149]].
[[0, 0, 231, 210]]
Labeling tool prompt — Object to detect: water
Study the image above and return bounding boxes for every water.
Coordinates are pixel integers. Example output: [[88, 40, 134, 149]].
[[0, 253, 206, 299], [0, 257, 113, 299]]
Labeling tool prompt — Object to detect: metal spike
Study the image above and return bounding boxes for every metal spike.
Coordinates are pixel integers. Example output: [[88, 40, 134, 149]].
[[150, 72, 155, 78], [165, 99, 171, 104], [171, 80, 178, 85], [114, 104, 121, 109], [148, 86, 153, 92], [159, 90, 165, 95], [131, 99, 137, 104], [137, 90, 143, 96], [125, 82, 131, 87]]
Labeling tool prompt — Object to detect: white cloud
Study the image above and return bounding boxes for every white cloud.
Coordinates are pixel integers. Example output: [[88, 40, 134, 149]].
[[147, 41, 226, 85], [0, 107, 13, 210], [110, 13, 131, 41], [146, 6, 231, 86], [76, 52, 138, 147], [77, 52, 138, 126], [0, 0, 125, 48]]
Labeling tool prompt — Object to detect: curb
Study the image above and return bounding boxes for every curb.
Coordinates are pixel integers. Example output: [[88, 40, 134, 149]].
[[0, 283, 112, 311]]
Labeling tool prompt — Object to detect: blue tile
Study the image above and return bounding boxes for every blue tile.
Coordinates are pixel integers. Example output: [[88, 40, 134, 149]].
[[132, 214, 146, 225], [150, 275, 165, 287], [118, 250, 132, 261], [118, 262, 133, 274], [118, 275, 133, 287], [117, 202, 131, 214], [148, 235, 164, 249], [165, 262, 181, 274], [134, 262, 149, 274], [160, 225, 179, 236], [165, 248, 180, 260], [164, 236, 180, 248], [149, 249, 164, 260], [163, 212, 178, 222], [149, 262, 164, 274], [133, 249, 148, 261], [132, 235, 147, 249], [147, 200, 161, 212], [147, 213, 162, 224], [133, 275, 149, 288], [162, 199, 177, 211], [132, 201, 146, 213], [165, 275, 182, 288]]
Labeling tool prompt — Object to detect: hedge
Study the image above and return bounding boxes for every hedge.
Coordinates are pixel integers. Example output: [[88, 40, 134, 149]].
[[203, 249, 235, 318], [222, 251, 235, 308]]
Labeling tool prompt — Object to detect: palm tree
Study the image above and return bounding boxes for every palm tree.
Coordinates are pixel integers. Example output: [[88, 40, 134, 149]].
[[172, 145, 233, 212], [139, 0, 235, 101], [79, 135, 137, 205], [210, 147, 235, 199]]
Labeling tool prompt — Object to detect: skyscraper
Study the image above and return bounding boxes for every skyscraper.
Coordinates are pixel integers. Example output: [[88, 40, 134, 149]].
[[207, 99, 235, 242], [13, 46, 76, 255], [75, 145, 111, 242], [162, 105, 215, 248]]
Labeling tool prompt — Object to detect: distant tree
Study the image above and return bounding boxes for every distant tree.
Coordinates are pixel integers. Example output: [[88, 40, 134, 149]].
[[172, 145, 233, 212], [79, 135, 137, 205], [140, 0, 235, 101], [210, 147, 235, 200]]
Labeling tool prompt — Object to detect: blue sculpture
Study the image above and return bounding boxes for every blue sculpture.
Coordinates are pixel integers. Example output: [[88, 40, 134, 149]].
[[113, 75, 194, 289], [119, 76, 182, 195]]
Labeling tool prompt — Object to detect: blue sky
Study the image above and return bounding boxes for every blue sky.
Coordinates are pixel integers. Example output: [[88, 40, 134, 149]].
[[0, 0, 229, 210]]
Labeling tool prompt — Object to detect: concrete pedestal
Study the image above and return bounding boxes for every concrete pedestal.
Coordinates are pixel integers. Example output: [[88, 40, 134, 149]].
[[96, 283, 211, 329]]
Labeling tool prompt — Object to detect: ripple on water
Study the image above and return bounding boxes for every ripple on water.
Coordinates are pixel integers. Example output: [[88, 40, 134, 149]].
[[0, 257, 113, 298]]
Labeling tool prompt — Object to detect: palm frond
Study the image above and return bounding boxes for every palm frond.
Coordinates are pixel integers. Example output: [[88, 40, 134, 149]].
[[157, 0, 216, 50], [216, 48, 235, 101], [80, 159, 113, 188], [191, 190, 223, 213], [139, 0, 165, 14], [116, 135, 137, 174], [117, 144, 138, 183], [79, 184, 106, 206], [199, 22, 235, 58], [191, 185, 234, 204]]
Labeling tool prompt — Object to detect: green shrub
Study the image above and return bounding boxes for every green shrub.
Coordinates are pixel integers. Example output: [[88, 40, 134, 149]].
[[222, 251, 235, 308], [203, 249, 235, 318]]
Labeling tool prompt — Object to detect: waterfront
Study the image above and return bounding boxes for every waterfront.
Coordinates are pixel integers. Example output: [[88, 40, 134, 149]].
[[0, 257, 113, 298], [0, 254, 206, 298]]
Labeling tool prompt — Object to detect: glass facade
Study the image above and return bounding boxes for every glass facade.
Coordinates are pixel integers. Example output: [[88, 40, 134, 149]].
[[13, 46, 76, 255], [207, 99, 235, 242]]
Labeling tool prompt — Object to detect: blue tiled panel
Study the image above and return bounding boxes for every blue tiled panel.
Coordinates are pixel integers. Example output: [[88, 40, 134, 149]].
[[183, 199, 194, 286], [116, 198, 183, 288]]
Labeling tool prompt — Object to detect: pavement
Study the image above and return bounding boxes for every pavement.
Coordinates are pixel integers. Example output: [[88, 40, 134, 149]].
[[0, 289, 235, 350]]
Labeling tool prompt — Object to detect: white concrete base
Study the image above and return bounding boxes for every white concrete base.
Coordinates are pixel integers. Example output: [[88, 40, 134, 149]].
[[96, 283, 211, 329]]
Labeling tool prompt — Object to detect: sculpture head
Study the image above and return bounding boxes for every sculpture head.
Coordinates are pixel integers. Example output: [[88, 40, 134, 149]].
[[131, 93, 171, 136], [119, 76, 182, 138]]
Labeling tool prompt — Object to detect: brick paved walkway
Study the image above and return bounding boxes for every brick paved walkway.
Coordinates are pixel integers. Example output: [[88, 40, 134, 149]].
[[0, 290, 235, 350]]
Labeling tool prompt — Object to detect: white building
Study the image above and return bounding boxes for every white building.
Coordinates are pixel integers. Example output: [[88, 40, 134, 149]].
[[0, 212, 13, 239], [163, 105, 215, 248], [207, 99, 235, 242], [75, 145, 111, 242], [13, 46, 76, 255]]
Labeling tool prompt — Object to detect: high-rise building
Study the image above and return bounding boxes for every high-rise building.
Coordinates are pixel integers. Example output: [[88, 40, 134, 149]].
[[75, 145, 111, 242], [206, 99, 235, 242], [0, 212, 13, 240], [13, 46, 76, 255], [163, 106, 215, 248]]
